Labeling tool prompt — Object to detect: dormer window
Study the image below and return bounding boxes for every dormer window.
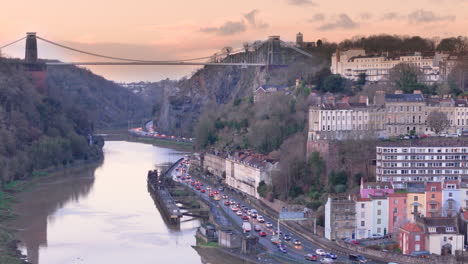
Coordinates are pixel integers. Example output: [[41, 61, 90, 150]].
[[384, 186, 389, 189], [446, 227, 454, 232], [429, 227, 436, 233], [367, 186, 371, 189], [377, 186, 381, 190]]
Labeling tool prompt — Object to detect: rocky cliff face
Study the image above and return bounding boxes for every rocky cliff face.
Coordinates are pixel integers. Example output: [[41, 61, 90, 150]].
[[155, 46, 329, 136]]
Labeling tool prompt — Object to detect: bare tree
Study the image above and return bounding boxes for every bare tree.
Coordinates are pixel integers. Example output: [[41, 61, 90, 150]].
[[243, 42, 250, 53], [427, 111, 450, 135]]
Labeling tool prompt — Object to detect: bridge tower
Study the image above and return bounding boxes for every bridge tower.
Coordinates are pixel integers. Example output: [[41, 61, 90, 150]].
[[24, 32, 47, 94], [25, 32, 38, 63], [266, 36, 282, 69]]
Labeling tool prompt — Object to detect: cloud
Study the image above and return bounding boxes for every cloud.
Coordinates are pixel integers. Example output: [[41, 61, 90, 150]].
[[200, 21, 246, 36], [285, 0, 316, 5], [317, 14, 359, 31], [243, 9, 269, 29], [381, 12, 401, 21], [408, 9, 456, 23], [360, 12, 372, 20], [308, 13, 325, 22]]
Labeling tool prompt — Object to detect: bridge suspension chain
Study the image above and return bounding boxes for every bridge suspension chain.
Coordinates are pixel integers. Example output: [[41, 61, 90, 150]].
[[36, 36, 249, 63], [0, 36, 26, 50]]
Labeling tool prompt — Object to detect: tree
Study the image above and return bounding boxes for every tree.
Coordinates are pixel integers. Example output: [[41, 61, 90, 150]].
[[389, 63, 426, 93], [222, 46, 233, 56], [316, 39, 323, 47], [243, 42, 250, 53], [427, 111, 450, 135], [357, 73, 367, 85], [322, 74, 346, 93]]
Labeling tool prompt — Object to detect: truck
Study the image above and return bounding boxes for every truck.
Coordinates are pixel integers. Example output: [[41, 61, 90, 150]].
[[242, 222, 252, 232]]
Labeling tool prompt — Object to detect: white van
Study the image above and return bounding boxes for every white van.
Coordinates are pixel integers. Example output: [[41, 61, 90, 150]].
[[242, 222, 252, 232]]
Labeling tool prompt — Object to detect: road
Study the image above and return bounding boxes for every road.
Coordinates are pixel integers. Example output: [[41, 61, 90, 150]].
[[170, 159, 381, 264]]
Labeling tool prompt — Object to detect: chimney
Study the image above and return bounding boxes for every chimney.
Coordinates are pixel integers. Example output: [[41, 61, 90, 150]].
[[395, 90, 403, 94], [359, 95, 369, 105], [413, 90, 422, 94]]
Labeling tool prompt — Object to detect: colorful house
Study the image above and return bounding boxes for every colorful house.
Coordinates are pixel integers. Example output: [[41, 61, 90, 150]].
[[360, 178, 394, 198], [355, 197, 372, 239], [371, 195, 389, 236], [425, 182, 443, 217], [406, 184, 426, 222], [388, 193, 408, 235], [442, 180, 461, 217], [399, 222, 425, 255]]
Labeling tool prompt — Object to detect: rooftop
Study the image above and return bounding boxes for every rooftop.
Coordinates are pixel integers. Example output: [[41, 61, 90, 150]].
[[400, 222, 423, 233], [385, 93, 425, 103]]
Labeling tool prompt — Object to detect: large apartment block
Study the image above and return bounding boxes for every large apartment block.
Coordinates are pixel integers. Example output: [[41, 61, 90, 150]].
[[376, 144, 468, 187]]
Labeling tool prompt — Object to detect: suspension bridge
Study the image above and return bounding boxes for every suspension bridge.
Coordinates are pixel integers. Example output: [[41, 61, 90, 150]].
[[0, 32, 314, 68]]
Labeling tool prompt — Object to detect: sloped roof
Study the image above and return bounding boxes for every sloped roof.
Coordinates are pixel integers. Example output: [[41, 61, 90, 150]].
[[400, 222, 423, 233], [385, 94, 425, 103]]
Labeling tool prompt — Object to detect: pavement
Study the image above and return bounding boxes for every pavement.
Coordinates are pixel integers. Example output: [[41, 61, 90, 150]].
[[169, 160, 383, 264]]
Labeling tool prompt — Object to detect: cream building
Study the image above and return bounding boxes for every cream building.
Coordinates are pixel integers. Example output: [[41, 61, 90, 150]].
[[225, 152, 276, 198], [331, 49, 444, 83], [203, 152, 227, 179]]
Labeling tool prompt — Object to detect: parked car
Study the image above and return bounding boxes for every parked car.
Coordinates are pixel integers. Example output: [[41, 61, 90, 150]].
[[349, 254, 368, 263], [371, 233, 384, 240], [265, 222, 273, 228], [305, 254, 318, 261], [316, 249, 326, 256]]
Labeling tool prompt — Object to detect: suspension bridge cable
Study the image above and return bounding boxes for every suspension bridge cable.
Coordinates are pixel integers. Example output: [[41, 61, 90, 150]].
[[0, 37, 26, 50], [36, 36, 249, 63]]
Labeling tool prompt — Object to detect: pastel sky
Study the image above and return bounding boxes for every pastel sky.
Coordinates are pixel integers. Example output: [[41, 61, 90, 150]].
[[1, 0, 467, 82]]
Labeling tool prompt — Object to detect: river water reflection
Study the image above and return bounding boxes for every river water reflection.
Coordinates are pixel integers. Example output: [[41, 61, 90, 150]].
[[10, 141, 203, 264]]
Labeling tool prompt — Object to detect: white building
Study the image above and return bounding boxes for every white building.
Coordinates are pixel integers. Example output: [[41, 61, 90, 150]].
[[355, 198, 373, 239], [419, 216, 464, 255], [331, 49, 444, 83], [225, 152, 276, 198]]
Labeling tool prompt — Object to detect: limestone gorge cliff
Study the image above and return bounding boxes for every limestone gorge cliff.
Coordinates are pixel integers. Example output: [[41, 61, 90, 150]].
[[155, 45, 330, 136]]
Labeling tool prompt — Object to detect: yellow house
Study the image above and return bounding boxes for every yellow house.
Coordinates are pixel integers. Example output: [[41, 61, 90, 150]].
[[406, 185, 426, 222]]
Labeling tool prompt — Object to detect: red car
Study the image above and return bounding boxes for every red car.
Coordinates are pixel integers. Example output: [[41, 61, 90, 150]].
[[196, 186, 201, 190], [259, 231, 267, 237], [209, 193, 215, 197], [304, 254, 318, 261], [241, 215, 249, 221], [191, 182, 196, 186], [214, 191, 219, 195], [224, 201, 231, 206], [181, 177, 186, 180], [200, 189, 206, 193]]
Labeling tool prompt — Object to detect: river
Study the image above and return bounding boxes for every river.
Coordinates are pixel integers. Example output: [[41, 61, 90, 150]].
[[9, 141, 204, 264]]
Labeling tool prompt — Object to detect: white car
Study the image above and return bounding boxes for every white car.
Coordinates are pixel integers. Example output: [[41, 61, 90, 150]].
[[316, 249, 327, 256], [236, 210, 243, 216], [265, 222, 273, 228], [257, 215, 265, 223]]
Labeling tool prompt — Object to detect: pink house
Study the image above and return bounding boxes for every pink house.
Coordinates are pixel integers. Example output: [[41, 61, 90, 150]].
[[388, 193, 408, 234], [360, 178, 394, 199]]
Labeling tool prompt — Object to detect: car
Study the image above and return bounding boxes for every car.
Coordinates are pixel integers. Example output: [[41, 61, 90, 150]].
[[222, 195, 228, 199], [214, 190, 219, 195], [241, 215, 250, 221], [370, 233, 384, 240], [224, 201, 231, 206], [326, 253, 337, 259], [200, 189, 206, 193], [320, 258, 334, 264], [259, 231, 267, 237], [278, 246, 287, 254], [231, 205, 238, 211], [196, 185, 201, 190], [316, 249, 326, 256], [254, 225, 262, 232], [283, 234, 291, 241], [206, 187, 211, 191], [293, 239, 302, 246], [218, 187, 224, 191], [181, 177, 186, 180], [250, 209, 258, 218], [257, 215, 265, 223], [265, 222, 273, 228], [246, 210, 252, 215], [209, 193, 215, 197], [305, 254, 318, 261], [214, 196, 221, 201], [236, 210, 243, 216], [349, 254, 368, 263], [273, 229, 282, 236]]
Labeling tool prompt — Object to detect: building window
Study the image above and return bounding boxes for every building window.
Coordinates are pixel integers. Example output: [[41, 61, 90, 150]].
[[377, 210, 381, 215], [414, 196, 418, 201], [378, 201, 382, 206], [361, 221, 365, 227], [415, 235, 420, 241], [361, 204, 365, 208], [377, 218, 381, 224], [394, 199, 398, 205], [377, 227, 381, 233], [415, 244, 420, 251], [431, 194, 435, 199], [446, 227, 454, 232]]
